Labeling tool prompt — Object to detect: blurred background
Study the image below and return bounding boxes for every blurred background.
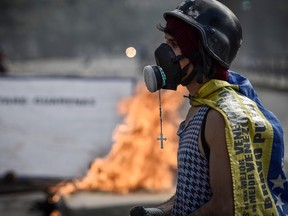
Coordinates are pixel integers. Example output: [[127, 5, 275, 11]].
[[1, 0, 287, 77], [0, 0, 287, 215]]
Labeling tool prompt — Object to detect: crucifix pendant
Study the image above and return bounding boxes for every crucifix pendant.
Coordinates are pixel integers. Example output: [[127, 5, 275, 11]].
[[157, 133, 167, 149]]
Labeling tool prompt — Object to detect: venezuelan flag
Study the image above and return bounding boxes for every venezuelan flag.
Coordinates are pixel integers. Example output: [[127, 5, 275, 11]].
[[228, 71, 288, 215]]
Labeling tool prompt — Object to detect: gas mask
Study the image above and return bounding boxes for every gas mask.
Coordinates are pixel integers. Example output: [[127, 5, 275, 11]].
[[143, 43, 189, 93]]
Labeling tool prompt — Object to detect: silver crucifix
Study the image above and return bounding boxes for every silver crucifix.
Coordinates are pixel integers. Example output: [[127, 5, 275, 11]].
[[157, 133, 167, 149]]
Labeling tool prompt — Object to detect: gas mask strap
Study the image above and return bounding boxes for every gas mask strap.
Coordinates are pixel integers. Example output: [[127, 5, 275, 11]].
[[172, 55, 185, 63], [181, 63, 198, 86]]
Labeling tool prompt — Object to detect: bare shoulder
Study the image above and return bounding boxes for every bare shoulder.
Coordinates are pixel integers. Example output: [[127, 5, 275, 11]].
[[206, 108, 225, 125], [205, 108, 226, 149], [204, 108, 234, 215]]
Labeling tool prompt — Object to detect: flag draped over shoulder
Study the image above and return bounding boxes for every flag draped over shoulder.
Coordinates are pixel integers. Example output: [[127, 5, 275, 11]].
[[190, 71, 288, 215]]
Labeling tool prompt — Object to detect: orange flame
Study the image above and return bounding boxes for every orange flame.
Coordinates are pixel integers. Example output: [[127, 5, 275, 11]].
[[50, 82, 187, 201]]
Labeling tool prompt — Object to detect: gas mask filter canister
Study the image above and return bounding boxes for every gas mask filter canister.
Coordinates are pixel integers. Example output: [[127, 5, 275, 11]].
[[143, 43, 186, 93], [143, 65, 166, 93]]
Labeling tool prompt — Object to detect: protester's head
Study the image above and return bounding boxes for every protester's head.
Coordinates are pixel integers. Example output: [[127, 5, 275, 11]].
[[160, 0, 242, 82], [143, 0, 243, 92]]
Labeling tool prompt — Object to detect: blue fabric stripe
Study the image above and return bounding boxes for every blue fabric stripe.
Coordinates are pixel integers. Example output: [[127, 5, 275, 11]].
[[228, 71, 288, 215]]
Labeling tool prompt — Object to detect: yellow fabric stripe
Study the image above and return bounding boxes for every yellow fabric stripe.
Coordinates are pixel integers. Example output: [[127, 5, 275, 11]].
[[191, 80, 278, 215]]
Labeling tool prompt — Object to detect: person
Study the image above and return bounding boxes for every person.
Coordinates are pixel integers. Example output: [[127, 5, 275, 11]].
[[129, 0, 288, 215]]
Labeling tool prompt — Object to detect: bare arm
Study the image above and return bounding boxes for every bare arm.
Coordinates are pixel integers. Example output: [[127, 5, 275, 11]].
[[189, 109, 234, 216]]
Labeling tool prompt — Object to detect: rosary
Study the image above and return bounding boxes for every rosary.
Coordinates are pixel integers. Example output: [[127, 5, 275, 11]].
[[157, 90, 167, 149]]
